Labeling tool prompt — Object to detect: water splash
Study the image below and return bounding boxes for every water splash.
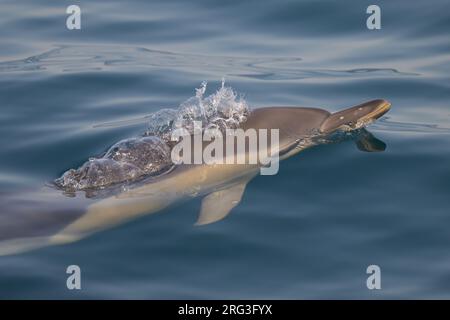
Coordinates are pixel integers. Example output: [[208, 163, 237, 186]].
[[145, 81, 250, 139], [55, 136, 172, 192], [55, 82, 250, 193]]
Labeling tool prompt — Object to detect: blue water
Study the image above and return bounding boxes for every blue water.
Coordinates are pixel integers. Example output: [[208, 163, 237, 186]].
[[0, 0, 450, 299]]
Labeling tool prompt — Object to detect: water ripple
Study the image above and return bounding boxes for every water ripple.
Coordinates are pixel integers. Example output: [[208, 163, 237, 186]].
[[0, 45, 415, 80], [371, 117, 450, 134]]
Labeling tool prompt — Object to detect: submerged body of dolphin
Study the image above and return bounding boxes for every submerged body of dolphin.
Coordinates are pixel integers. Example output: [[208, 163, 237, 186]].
[[0, 99, 391, 255]]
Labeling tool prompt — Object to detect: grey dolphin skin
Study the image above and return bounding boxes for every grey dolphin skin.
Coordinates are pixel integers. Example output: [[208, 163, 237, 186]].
[[0, 99, 391, 255]]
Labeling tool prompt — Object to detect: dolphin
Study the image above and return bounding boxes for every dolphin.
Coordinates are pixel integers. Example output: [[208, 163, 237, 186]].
[[0, 99, 391, 255]]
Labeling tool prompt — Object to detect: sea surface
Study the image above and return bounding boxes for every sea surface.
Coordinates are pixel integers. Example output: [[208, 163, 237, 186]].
[[0, 0, 449, 299]]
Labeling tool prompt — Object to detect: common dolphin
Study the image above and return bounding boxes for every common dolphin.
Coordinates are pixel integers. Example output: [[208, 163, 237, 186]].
[[0, 99, 391, 255]]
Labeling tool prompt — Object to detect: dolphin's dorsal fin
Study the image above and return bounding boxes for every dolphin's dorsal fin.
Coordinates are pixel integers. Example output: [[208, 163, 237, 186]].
[[196, 180, 249, 226]]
